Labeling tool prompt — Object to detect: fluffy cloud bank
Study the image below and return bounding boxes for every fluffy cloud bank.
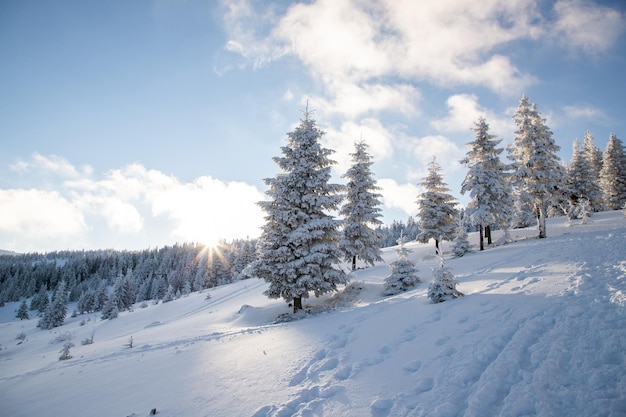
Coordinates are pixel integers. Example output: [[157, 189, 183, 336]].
[[1, 154, 265, 252]]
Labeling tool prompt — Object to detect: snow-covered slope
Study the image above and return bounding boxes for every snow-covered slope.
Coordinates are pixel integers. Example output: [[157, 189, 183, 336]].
[[1, 212, 625, 417]]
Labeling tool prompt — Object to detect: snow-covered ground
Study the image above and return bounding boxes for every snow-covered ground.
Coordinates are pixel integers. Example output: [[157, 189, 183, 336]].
[[1, 211, 625, 417]]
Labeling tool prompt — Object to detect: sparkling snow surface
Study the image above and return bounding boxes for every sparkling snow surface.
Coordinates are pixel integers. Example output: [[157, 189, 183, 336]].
[[1, 212, 625, 417]]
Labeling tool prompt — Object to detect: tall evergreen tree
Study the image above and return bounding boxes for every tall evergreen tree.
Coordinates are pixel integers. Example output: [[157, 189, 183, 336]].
[[460, 117, 514, 250], [567, 139, 596, 216], [38, 281, 68, 330], [246, 110, 348, 312], [416, 157, 459, 253], [582, 131, 604, 211], [600, 133, 626, 210], [508, 95, 565, 238], [339, 141, 384, 271], [30, 285, 49, 313], [101, 293, 119, 320], [113, 269, 135, 311]]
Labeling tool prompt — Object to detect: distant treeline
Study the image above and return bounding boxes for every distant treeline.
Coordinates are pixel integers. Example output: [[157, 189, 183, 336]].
[[0, 239, 256, 307], [0, 219, 422, 308]]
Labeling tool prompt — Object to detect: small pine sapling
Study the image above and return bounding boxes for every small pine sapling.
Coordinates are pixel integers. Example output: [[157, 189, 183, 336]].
[[383, 233, 420, 295], [59, 339, 74, 360], [428, 254, 464, 303], [579, 198, 592, 224], [81, 329, 95, 345], [452, 218, 470, 257]]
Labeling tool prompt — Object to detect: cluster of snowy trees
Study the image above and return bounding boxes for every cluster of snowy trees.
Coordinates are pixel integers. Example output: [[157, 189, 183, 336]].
[[458, 95, 625, 250], [1, 240, 257, 327], [248, 96, 625, 311], [245, 110, 385, 312]]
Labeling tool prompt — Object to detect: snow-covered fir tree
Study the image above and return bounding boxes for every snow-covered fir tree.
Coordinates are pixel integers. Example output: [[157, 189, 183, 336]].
[[162, 285, 176, 303], [16, 299, 29, 320], [113, 269, 135, 311], [600, 133, 626, 210], [383, 233, 420, 295], [101, 294, 119, 320], [416, 157, 458, 253], [38, 281, 68, 330], [452, 216, 471, 257], [30, 285, 49, 314], [567, 139, 597, 216], [582, 131, 604, 211], [428, 254, 463, 303], [76, 288, 95, 314], [508, 95, 565, 238], [339, 141, 384, 271], [246, 110, 348, 313], [460, 117, 514, 250]]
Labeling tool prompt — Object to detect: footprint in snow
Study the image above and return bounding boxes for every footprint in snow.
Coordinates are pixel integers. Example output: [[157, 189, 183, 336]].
[[436, 336, 450, 346], [403, 360, 422, 373], [371, 398, 394, 417], [415, 377, 434, 393]]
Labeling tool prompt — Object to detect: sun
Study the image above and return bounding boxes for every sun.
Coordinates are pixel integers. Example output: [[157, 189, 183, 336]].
[[201, 235, 221, 249]]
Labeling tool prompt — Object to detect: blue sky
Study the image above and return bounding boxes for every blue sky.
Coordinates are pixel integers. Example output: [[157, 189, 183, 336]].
[[1, 0, 625, 253]]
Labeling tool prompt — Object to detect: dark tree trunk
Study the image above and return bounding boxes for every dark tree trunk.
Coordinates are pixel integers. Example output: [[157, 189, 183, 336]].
[[352, 255, 357, 271], [435, 239, 440, 254], [485, 225, 492, 245], [293, 296, 303, 313], [479, 225, 484, 251]]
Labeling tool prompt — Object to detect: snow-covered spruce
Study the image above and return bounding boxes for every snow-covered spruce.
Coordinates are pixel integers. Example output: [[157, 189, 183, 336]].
[[245, 109, 348, 312], [416, 157, 458, 253], [508, 94, 565, 238], [339, 141, 384, 271], [37, 281, 68, 330], [460, 116, 513, 250], [582, 131, 604, 212], [452, 216, 471, 257], [428, 254, 463, 303], [600, 133, 626, 210], [383, 233, 419, 295], [15, 300, 29, 320]]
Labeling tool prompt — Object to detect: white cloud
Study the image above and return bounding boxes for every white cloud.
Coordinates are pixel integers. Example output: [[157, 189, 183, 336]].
[[223, 0, 623, 106], [377, 178, 420, 217], [223, 0, 546, 98], [310, 80, 420, 120], [563, 105, 606, 120], [552, 0, 624, 54], [0, 189, 86, 239], [3, 154, 266, 251], [412, 135, 464, 167], [151, 176, 265, 245], [432, 94, 513, 138], [324, 118, 395, 176], [10, 153, 91, 178]]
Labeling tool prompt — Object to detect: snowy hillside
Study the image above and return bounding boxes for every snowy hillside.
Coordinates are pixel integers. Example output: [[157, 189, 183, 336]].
[[1, 212, 625, 417]]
